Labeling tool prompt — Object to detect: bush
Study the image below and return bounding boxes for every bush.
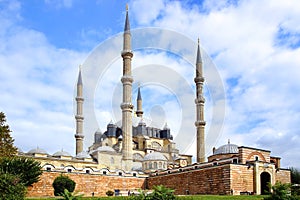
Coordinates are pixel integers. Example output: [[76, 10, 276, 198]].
[[264, 182, 299, 200], [52, 175, 76, 196], [0, 173, 26, 200], [106, 190, 114, 196], [0, 156, 42, 186], [60, 189, 83, 200]]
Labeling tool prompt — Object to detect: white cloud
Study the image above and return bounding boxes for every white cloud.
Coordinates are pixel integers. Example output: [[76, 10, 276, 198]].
[[129, 0, 300, 168]]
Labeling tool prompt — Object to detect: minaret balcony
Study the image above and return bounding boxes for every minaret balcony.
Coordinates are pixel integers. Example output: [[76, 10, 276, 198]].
[[75, 115, 84, 120], [120, 102, 134, 110], [74, 134, 84, 139], [194, 77, 205, 83], [121, 75, 134, 84], [195, 97, 205, 104], [195, 120, 206, 126], [121, 50, 133, 57]]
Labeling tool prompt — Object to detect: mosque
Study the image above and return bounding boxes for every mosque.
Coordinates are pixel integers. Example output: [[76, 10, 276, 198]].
[[22, 7, 291, 197]]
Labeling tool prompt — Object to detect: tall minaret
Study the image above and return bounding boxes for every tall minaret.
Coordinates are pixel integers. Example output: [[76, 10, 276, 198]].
[[136, 86, 143, 118], [75, 66, 84, 155], [121, 5, 134, 170], [194, 39, 206, 163]]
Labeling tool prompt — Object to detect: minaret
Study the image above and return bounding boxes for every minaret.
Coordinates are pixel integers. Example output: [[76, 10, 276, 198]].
[[136, 86, 143, 118], [121, 5, 134, 170], [194, 39, 206, 163], [75, 66, 84, 155]]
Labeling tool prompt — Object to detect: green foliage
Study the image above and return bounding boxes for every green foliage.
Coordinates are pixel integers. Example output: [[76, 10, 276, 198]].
[[60, 188, 84, 200], [106, 190, 114, 196], [53, 174, 76, 196], [0, 172, 26, 200], [130, 185, 176, 200], [290, 167, 300, 184], [264, 182, 299, 200], [0, 156, 42, 186], [0, 112, 18, 158]]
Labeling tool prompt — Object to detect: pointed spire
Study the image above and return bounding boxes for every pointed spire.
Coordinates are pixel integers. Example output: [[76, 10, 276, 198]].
[[196, 38, 202, 64], [137, 85, 142, 100], [124, 4, 130, 32], [77, 65, 83, 85]]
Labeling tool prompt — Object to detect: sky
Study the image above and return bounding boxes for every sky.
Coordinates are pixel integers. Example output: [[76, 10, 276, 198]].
[[0, 0, 300, 168]]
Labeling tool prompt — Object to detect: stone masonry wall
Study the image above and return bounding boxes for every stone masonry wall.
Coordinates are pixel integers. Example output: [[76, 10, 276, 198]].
[[27, 171, 145, 197], [275, 169, 291, 184], [147, 165, 231, 195], [230, 164, 254, 195]]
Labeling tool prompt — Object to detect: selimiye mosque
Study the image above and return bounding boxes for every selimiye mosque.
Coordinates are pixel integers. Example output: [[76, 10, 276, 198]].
[[21, 7, 291, 196]]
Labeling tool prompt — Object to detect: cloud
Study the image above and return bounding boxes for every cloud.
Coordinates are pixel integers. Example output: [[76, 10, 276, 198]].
[[44, 0, 73, 9], [129, 0, 300, 168]]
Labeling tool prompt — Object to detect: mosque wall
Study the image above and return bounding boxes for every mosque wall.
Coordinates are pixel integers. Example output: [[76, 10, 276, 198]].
[[27, 171, 146, 197], [147, 164, 231, 195]]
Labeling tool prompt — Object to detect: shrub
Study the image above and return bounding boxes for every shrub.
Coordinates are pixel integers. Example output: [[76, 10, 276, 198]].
[[106, 190, 114, 196], [0, 156, 42, 186], [130, 185, 176, 200], [52, 174, 76, 196], [264, 182, 299, 200], [0, 173, 26, 200], [61, 188, 83, 200]]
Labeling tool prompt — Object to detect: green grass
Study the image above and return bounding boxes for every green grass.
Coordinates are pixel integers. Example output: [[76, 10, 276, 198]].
[[27, 195, 267, 200]]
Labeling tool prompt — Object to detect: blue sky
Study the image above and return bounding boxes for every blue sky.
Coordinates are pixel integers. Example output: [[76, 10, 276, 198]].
[[1, 0, 300, 169]]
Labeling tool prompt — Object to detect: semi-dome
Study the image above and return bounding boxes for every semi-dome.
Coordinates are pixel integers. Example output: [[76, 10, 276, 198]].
[[96, 146, 116, 153], [53, 150, 72, 157], [214, 141, 238, 155], [132, 162, 143, 171], [76, 151, 91, 159], [143, 152, 167, 161], [28, 147, 48, 155]]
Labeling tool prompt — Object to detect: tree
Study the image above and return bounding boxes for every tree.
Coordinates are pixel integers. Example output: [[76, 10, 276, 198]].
[[0, 157, 42, 186], [52, 175, 76, 196], [0, 112, 17, 157], [290, 167, 300, 184]]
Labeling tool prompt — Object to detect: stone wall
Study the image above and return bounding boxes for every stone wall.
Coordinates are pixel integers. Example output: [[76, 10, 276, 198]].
[[230, 164, 254, 195], [27, 171, 145, 197], [275, 169, 291, 183], [147, 164, 231, 195]]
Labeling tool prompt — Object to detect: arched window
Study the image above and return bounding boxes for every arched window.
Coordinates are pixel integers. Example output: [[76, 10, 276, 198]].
[[158, 162, 162, 169], [149, 162, 153, 169], [154, 162, 158, 169]]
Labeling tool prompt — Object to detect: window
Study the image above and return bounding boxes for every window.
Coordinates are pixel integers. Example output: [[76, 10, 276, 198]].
[[118, 172, 122, 176], [67, 169, 72, 173], [255, 156, 259, 161], [46, 167, 51, 171], [103, 171, 107, 175], [86, 170, 90, 174], [133, 173, 136, 177], [233, 158, 238, 164], [154, 162, 157, 169], [149, 162, 153, 169]]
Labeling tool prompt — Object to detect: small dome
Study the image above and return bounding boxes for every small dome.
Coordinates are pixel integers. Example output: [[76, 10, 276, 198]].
[[132, 162, 143, 171], [28, 147, 48, 155], [214, 142, 238, 155], [76, 151, 91, 159], [138, 118, 146, 126], [143, 152, 167, 161], [96, 146, 116, 153], [53, 150, 71, 157]]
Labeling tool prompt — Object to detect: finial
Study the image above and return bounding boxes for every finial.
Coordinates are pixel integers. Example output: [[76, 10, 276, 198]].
[[228, 139, 230, 144], [126, 3, 128, 11], [198, 38, 200, 45]]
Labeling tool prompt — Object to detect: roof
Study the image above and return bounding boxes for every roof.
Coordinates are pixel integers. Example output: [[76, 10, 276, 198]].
[[143, 152, 167, 161], [96, 146, 116, 153], [53, 150, 72, 157], [28, 147, 48, 155], [214, 142, 239, 155], [76, 151, 91, 159]]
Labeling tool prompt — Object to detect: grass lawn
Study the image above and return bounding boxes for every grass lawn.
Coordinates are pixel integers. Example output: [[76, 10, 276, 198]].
[[27, 195, 267, 200]]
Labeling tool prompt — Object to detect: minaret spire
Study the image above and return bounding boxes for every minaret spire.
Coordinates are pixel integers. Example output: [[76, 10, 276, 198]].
[[136, 85, 143, 118], [121, 5, 134, 171], [75, 65, 84, 155], [194, 39, 206, 163]]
